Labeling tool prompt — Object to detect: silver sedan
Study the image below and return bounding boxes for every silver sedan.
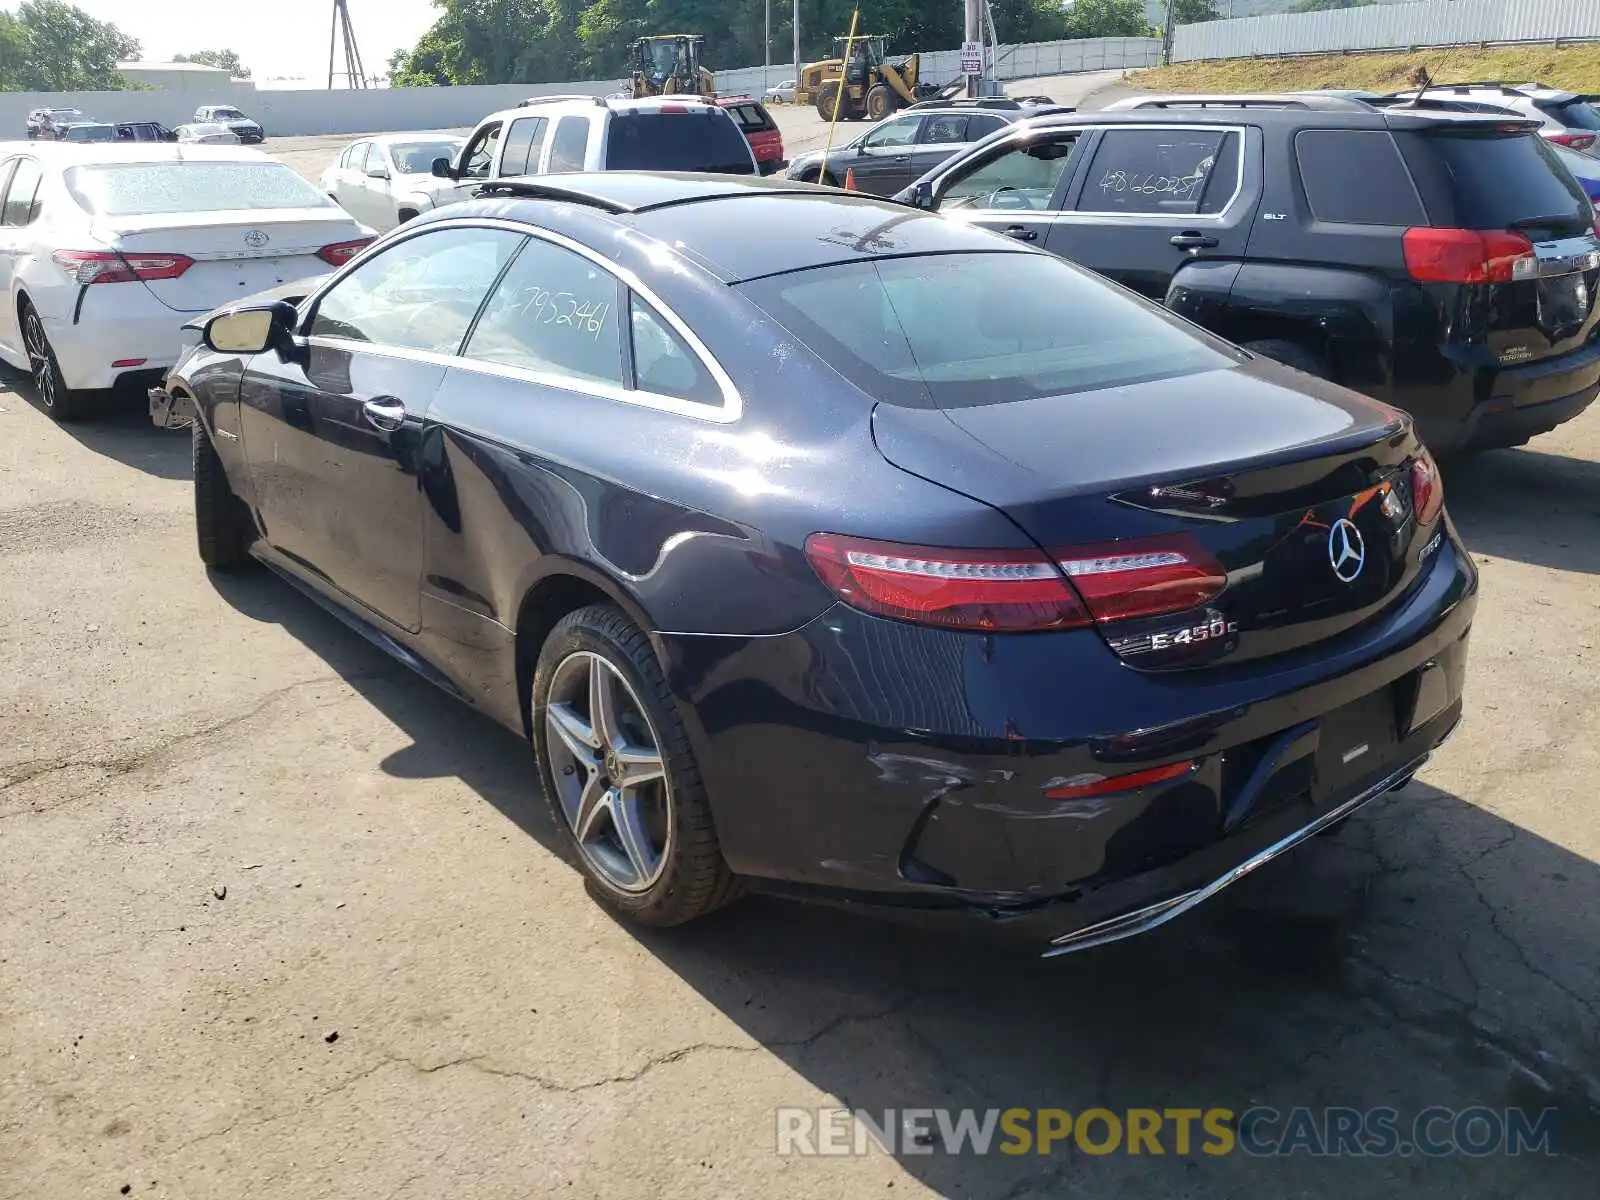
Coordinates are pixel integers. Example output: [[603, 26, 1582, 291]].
[[319, 133, 466, 232]]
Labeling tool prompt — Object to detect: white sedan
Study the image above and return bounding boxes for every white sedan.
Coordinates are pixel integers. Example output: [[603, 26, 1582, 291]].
[[764, 79, 797, 104], [0, 140, 373, 421], [174, 123, 242, 145], [320, 133, 465, 232]]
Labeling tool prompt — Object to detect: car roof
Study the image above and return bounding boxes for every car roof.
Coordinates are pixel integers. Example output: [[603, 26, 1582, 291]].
[[461, 172, 1031, 283], [0, 140, 273, 164], [487, 94, 722, 123], [1022, 96, 1542, 134]]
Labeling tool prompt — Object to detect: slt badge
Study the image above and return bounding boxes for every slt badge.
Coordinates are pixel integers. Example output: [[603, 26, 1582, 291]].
[[1328, 518, 1365, 583]]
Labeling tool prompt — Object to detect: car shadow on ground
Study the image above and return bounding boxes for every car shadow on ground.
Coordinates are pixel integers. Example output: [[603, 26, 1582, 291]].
[[3, 377, 192, 481], [1443, 444, 1600, 576], [208, 560, 1600, 1198]]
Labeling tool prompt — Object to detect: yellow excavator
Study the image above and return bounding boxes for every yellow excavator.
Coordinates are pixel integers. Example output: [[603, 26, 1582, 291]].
[[629, 34, 716, 99], [795, 35, 940, 122]]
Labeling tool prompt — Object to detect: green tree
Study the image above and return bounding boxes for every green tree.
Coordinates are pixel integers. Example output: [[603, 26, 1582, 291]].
[[0, 0, 141, 91], [1062, 0, 1152, 39], [1169, 0, 1222, 23], [174, 49, 252, 79], [1290, 0, 1376, 10]]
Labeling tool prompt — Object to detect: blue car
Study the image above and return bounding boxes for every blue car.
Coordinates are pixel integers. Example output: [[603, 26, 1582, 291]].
[[1551, 139, 1600, 204], [152, 174, 1476, 955]]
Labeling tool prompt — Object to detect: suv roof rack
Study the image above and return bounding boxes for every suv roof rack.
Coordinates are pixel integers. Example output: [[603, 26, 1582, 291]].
[[516, 94, 608, 108], [1115, 93, 1376, 112]]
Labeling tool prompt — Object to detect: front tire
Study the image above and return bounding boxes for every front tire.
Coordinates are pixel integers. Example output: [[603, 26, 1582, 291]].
[[865, 84, 896, 121], [20, 302, 91, 422], [193, 421, 255, 568], [532, 604, 740, 927]]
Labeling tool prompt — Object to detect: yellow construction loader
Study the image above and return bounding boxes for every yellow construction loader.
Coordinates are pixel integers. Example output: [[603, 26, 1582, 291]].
[[630, 35, 716, 99], [795, 35, 940, 122]]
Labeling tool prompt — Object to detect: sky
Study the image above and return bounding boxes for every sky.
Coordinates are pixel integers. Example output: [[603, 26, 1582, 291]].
[[4, 0, 442, 86]]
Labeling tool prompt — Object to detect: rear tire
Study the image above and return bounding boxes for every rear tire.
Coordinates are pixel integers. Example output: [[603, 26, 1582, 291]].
[[1242, 339, 1329, 379], [532, 604, 741, 927], [193, 421, 255, 569], [20, 301, 91, 422]]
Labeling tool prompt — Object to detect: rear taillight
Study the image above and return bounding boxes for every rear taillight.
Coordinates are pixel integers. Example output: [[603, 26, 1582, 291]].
[[1056, 537, 1226, 624], [804, 533, 1226, 632], [52, 250, 193, 285], [1403, 227, 1536, 284], [318, 237, 374, 266], [1546, 131, 1598, 151], [804, 534, 1087, 632], [1411, 450, 1444, 526]]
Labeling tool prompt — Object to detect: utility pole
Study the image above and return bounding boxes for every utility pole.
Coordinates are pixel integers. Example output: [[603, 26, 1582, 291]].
[[765, 0, 771, 70], [1161, 0, 1179, 67], [793, 0, 800, 91], [964, 0, 981, 98]]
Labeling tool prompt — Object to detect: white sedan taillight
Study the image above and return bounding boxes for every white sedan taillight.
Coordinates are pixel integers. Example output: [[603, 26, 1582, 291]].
[[52, 250, 194, 285]]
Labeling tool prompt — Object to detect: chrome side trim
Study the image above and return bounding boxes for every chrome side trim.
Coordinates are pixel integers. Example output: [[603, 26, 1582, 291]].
[[1042, 746, 1442, 958], [296, 217, 743, 423]]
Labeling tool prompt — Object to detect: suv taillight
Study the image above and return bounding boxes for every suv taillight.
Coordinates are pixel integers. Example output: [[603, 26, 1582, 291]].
[[53, 250, 193, 285], [1403, 227, 1536, 284], [1411, 449, 1444, 526], [1546, 131, 1598, 151], [803, 533, 1225, 632]]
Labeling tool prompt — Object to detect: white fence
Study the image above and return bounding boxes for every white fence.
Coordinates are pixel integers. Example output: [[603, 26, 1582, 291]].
[[1174, 0, 1600, 62], [0, 35, 1156, 139], [713, 36, 1160, 97]]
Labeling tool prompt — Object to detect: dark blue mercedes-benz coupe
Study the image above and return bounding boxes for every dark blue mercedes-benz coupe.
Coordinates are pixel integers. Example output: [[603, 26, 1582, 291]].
[[152, 172, 1476, 955]]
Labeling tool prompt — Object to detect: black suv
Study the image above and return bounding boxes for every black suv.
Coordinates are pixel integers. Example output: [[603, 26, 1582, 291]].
[[898, 94, 1600, 454], [786, 97, 1068, 195]]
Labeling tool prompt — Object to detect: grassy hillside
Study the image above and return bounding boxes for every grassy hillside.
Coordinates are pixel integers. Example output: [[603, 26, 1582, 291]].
[[1126, 45, 1600, 95]]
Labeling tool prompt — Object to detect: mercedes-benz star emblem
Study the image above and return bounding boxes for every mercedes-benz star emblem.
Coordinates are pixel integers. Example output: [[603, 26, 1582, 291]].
[[1328, 518, 1366, 583], [243, 230, 269, 248]]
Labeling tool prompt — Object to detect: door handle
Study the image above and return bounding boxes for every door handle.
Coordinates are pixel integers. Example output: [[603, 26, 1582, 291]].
[[361, 396, 406, 432], [1170, 232, 1220, 251], [1003, 225, 1038, 242]]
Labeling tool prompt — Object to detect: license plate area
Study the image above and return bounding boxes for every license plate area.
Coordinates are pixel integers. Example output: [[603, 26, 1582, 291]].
[[1313, 687, 1401, 800]]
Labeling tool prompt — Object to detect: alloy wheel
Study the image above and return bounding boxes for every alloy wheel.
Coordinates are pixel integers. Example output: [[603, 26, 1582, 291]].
[[544, 650, 672, 894], [23, 311, 55, 410]]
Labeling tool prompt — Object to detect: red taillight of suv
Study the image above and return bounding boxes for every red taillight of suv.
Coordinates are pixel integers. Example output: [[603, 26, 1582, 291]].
[[804, 533, 1226, 632], [1402, 228, 1537, 284], [318, 237, 375, 266], [1410, 449, 1444, 526], [1546, 131, 1598, 152], [52, 250, 194, 285]]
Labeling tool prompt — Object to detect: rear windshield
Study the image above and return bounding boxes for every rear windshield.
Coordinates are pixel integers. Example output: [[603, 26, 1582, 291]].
[[1427, 132, 1589, 234], [65, 162, 333, 216], [724, 103, 775, 133], [605, 111, 754, 174], [738, 252, 1233, 408], [211, 108, 247, 120], [1544, 99, 1600, 131], [391, 140, 462, 173], [64, 125, 116, 142]]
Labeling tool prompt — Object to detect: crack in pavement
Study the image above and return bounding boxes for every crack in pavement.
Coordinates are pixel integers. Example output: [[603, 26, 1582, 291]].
[[0, 675, 386, 818]]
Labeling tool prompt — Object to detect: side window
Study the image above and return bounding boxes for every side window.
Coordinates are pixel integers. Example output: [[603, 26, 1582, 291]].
[[461, 123, 502, 179], [629, 296, 719, 405], [1296, 130, 1425, 226], [308, 227, 524, 354], [3, 159, 43, 227], [1077, 128, 1235, 216], [498, 116, 547, 177], [863, 117, 920, 150], [351, 144, 372, 173], [965, 114, 1007, 141], [938, 135, 1079, 211], [922, 115, 968, 145], [339, 144, 358, 168], [547, 117, 590, 173], [462, 237, 624, 386]]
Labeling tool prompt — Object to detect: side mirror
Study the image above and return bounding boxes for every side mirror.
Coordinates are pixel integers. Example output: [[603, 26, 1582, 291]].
[[431, 156, 455, 179], [204, 300, 298, 356], [367, 165, 391, 180], [912, 180, 936, 210]]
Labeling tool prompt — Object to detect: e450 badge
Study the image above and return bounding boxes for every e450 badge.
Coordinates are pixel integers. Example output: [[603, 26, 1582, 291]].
[[1107, 610, 1241, 660]]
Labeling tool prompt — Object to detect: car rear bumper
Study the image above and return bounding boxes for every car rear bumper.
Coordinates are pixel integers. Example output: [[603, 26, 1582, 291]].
[[660, 531, 1477, 948], [43, 307, 192, 391], [1414, 335, 1600, 453]]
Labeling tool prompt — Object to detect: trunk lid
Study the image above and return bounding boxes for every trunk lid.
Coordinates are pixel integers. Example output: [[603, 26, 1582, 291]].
[[94, 210, 355, 313], [872, 364, 1432, 671]]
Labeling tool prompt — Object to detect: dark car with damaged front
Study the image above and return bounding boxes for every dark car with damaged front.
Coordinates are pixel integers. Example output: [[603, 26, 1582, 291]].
[[154, 172, 1476, 955]]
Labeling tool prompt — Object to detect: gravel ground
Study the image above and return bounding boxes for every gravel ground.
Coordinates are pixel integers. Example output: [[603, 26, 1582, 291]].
[[2, 67, 1599, 1198]]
